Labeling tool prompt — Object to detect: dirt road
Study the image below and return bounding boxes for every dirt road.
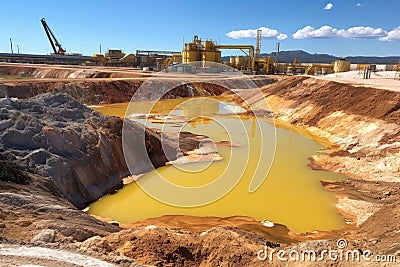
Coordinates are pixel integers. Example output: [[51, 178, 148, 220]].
[[0, 245, 115, 267]]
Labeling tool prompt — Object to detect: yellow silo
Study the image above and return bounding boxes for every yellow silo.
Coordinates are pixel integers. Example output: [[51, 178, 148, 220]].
[[235, 56, 245, 68], [334, 59, 351, 73], [230, 56, 236, 66]]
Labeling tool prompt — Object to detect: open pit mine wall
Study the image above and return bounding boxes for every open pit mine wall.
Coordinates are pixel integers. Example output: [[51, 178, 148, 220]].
[[0, 80, 232, 105], [0, 78, 275, 105], [0, 65, 146, 79], [0, 93, 178, 209], [246, 76, 400, 182], [0, 65, 276, 105]]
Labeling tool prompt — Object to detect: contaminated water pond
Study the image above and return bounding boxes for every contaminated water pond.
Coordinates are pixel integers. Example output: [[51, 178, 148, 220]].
[[89, 98, 347, 233]]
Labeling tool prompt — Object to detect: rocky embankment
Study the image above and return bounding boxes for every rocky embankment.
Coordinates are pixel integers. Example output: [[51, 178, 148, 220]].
[[0, 153, 120, 242], [0, 153, 155, 266], [0, 93, 183, 208]]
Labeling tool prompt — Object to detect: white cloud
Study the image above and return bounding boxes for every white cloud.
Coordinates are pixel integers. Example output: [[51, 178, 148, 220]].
[[226, 27, 287, 40], [293, 25, 339, 39], [323, 3, 334, 10], [293, 25, 389, 39], [356, 3, 363, 7], [277, 33, 288, 40], [340, 26, 387, 38], [380, 26, 400, 41]]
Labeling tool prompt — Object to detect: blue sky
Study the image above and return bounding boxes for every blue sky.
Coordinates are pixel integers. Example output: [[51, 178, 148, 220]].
[[0, 0, 399, 57]]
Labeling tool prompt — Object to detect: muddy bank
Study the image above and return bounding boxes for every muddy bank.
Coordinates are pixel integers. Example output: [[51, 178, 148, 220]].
[[229, 75, 400, 256]]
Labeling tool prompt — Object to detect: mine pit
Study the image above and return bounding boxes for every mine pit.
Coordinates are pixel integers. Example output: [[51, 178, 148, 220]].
[[1, 63, 399, 266], [89, 97, 348, 233]]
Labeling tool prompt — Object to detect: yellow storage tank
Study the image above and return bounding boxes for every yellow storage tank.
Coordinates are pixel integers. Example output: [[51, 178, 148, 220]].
[[182, 50, 199, 63], [202, 52, 213, 62], [334, 59, 351, 73], [202, 51, 221, 63], [235, 56, 245, 67], [215, 51, 221, 63], [230, 57, 236, 66]]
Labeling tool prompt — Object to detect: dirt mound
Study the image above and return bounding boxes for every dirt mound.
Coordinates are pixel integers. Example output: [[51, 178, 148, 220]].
[[83, 225, 267, 267], [0, 93, 186, 208]]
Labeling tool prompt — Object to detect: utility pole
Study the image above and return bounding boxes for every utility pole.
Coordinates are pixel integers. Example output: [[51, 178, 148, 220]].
[[17, 45, 20, 54], [99, 43, 102, 54], [9, 38, 13, 54], [275, 42, 280, 74], [255, 29, 261, 58]]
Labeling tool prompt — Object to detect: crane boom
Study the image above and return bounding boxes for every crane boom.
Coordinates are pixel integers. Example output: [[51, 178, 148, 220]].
[[40, 18, 66, 54]]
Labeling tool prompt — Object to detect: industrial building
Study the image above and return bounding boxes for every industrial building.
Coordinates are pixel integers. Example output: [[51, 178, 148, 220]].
[[179, 34, 275, 74], [0, 53, 94, 65]]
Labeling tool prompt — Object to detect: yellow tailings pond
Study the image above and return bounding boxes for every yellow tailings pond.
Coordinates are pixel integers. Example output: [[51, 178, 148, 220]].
[[89, 98, 347, 233]]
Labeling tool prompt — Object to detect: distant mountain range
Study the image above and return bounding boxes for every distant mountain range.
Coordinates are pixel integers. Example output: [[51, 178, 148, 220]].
[[222, 50, 400, 64]]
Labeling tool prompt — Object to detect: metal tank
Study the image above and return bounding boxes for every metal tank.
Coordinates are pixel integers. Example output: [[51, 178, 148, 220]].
[[235, 56, 245, 67], [230, 56, 236, 66]]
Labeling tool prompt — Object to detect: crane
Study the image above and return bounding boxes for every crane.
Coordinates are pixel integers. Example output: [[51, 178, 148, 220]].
[[40, 18, 66, 54]]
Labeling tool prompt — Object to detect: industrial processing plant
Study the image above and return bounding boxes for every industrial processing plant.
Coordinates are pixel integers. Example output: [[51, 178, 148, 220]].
[[2, 18, 398, 76]]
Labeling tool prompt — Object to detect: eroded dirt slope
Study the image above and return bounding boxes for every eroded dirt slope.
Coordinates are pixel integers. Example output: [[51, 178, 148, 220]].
[[232, 76, 400, 182], [229, 76, 400, 258], [0, 63, 277, 104]]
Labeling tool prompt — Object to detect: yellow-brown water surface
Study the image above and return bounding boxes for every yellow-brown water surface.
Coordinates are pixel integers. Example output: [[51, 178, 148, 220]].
[[88, 98, 347, 233]]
